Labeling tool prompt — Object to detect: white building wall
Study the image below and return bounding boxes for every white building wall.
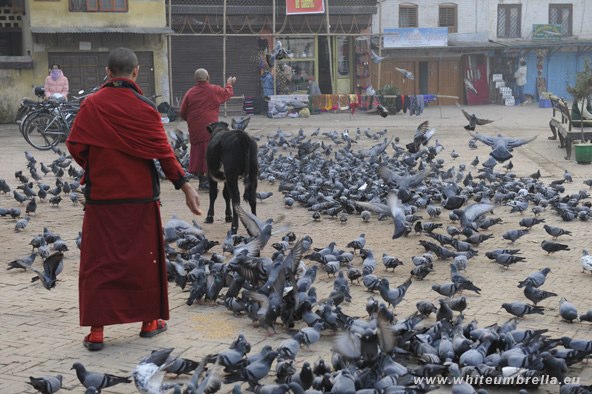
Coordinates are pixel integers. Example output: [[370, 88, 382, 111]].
[[374, 1, 489, 43], [486, 0, 592, 40], [374, 0, 592, 43]]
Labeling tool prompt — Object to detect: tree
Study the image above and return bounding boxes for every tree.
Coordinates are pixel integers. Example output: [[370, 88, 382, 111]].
[[567, 58, 592, 143]]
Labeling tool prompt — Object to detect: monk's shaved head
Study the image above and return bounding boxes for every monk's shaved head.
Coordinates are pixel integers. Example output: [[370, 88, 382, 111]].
[[107, 47, 138, 77]]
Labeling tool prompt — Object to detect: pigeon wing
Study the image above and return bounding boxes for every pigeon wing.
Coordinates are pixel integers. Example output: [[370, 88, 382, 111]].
[[235, 204, 263, 238], [466, 130, 495, 147], [463, 203, 495, 223], [474, 116, 495, 126], [505, 135, 538, 149]]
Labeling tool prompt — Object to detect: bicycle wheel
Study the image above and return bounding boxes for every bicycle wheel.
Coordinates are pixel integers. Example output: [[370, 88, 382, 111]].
[[24, 113, 64, 150], [19, 106, 53, 137]]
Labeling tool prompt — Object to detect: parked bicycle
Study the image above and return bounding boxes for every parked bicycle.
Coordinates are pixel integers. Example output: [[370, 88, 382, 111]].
[[22, 96, 79, 150]]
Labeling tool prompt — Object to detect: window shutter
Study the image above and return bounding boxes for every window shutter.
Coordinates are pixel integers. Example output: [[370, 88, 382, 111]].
[[399, 5, 418, 28]]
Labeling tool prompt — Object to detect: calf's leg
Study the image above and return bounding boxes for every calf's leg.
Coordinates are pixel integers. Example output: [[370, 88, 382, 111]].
[[205, 179, 218, 224]]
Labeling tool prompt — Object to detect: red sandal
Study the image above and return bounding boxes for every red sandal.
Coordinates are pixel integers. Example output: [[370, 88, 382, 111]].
[[83, 327, 104, 351], [140, 319, 167, 338]]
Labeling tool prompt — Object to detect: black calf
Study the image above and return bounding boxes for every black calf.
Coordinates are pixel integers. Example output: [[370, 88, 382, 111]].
[[204, 118, 258, 234]]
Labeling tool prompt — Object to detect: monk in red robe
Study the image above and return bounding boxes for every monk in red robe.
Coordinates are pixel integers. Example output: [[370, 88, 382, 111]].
[[180, 68, 236, 190], [66, 47, 202, 351]]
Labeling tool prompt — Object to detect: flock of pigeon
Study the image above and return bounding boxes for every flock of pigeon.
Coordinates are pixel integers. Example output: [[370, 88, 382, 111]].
[[3, 108, 592, 393]]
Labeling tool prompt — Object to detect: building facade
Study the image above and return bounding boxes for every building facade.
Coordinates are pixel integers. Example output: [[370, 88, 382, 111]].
[[372, 0, 592, 105], [168, 0, 379, 106], [0, 0, 171, 122]]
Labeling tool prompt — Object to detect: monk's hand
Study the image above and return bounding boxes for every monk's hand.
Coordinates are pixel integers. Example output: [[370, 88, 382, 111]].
[[181, 183, 202, 216], [227, 76, 237, 86]]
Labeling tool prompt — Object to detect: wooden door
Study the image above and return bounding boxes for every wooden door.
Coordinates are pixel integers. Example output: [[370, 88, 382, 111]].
[[438, 59, 461, 105]]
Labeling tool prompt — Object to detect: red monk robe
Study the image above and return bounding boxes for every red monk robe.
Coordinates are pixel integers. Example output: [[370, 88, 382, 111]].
[[67, 78, 187, 327]]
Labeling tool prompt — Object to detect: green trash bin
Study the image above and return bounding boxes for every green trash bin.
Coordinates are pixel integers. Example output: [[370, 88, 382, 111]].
[[575, 142, 592, 164]]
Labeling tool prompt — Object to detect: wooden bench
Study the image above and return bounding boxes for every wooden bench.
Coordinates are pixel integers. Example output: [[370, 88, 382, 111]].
[[548, 95, 592, 159]]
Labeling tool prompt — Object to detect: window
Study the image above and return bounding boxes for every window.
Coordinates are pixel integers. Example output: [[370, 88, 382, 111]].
[[549, 4, 572, 36], [277, 37, 315, 94], [439, 3, 457, 33], [69, 0, 128, 12], [399, 4, 418, 28], [497, 4, 521, 38]]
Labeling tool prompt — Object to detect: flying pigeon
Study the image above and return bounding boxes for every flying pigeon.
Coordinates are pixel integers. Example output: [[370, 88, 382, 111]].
[[458, 104, 495, 131], [370, 49, 384, 64], [395, 67, 414, 80], [466, 130, 537, 162], [464, 78, 478, 94]]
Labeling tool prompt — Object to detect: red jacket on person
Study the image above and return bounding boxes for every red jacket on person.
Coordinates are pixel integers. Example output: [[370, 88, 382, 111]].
[[180, 81, 234, 145]]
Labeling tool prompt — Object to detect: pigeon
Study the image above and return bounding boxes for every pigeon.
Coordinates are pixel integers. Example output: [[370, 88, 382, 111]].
[[71, 362, 131, 391], [495, 253, 526, 269], [14, 216, 30, 232], [382, 253, 404, 271], [541, 240, 570, 254], [256, 191, 273, 202], [466, 130, 537, 162], [518, 268, 551, 288], [416, 300, 438, 317], [523, 285, 557, 306], [559, 298, 578, 322], [30, 252, 63, 290], [579, 310, 592, 323], [582, 250, 592, 273], [7, 252, 37, 271], [459, 105, 494, 131], [543, 224, 572, 239], [432, 282, 460, 298], [502, 229, 529, 243], [395, 67, 414, 80], [266, 40, 292, 67], [464, 78, 478, 94], [133, 348, 175, 394], [377, 278, 412, 308], [370, 49, 384, 64], [501, 302, 544, 318], [163, 356, 200, 376], [26, 374, 63, 394]]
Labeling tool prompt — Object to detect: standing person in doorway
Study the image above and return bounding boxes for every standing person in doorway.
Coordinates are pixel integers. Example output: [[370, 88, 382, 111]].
[[180, 68, 236, 190], [514, 58, 527, 105], [66, 47, 202, 351], [307, 75, 321, 96], [44, 64, 69, 100]]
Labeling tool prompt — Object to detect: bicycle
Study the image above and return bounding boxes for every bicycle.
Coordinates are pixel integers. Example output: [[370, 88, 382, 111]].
[[22, 99, 78, 150]]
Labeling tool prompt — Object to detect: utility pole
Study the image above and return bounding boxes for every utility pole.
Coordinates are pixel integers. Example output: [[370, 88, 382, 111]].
[[273, 0, 277, 95], [377, 0, 382, 91], [325, 0, 334, 93]]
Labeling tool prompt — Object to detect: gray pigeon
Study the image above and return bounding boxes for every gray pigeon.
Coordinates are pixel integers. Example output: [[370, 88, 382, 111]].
[[467, 130, 537, 162], [543, 224, 572, 239], [26, 375, 63, 394], [501, 302, 544, 318], [541, 240, 570, 254], [30, 252, 63, 290], [502, 229, 529, 243], [559, 298, 578, 322], [523, 286, 557, 306], [71, 362, 131, 391], [432, 282, 460, 298], [518, 268, 551, 288], [7, 252, 37, 270]]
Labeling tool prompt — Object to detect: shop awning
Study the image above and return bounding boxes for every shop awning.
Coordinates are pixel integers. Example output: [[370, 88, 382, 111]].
[[31, 27, 173, 34]]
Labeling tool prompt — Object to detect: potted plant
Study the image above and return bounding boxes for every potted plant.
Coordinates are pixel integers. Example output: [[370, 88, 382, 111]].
[[379, 84, 400, 114], [567, 58, 592, 163]]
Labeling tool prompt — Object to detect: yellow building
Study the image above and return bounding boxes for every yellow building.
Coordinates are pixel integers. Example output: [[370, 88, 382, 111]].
[[0, 0, 171, 123]]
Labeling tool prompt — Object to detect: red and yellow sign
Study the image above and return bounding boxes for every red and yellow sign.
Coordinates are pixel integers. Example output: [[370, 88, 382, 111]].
[[286, 0, 325, 15]]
